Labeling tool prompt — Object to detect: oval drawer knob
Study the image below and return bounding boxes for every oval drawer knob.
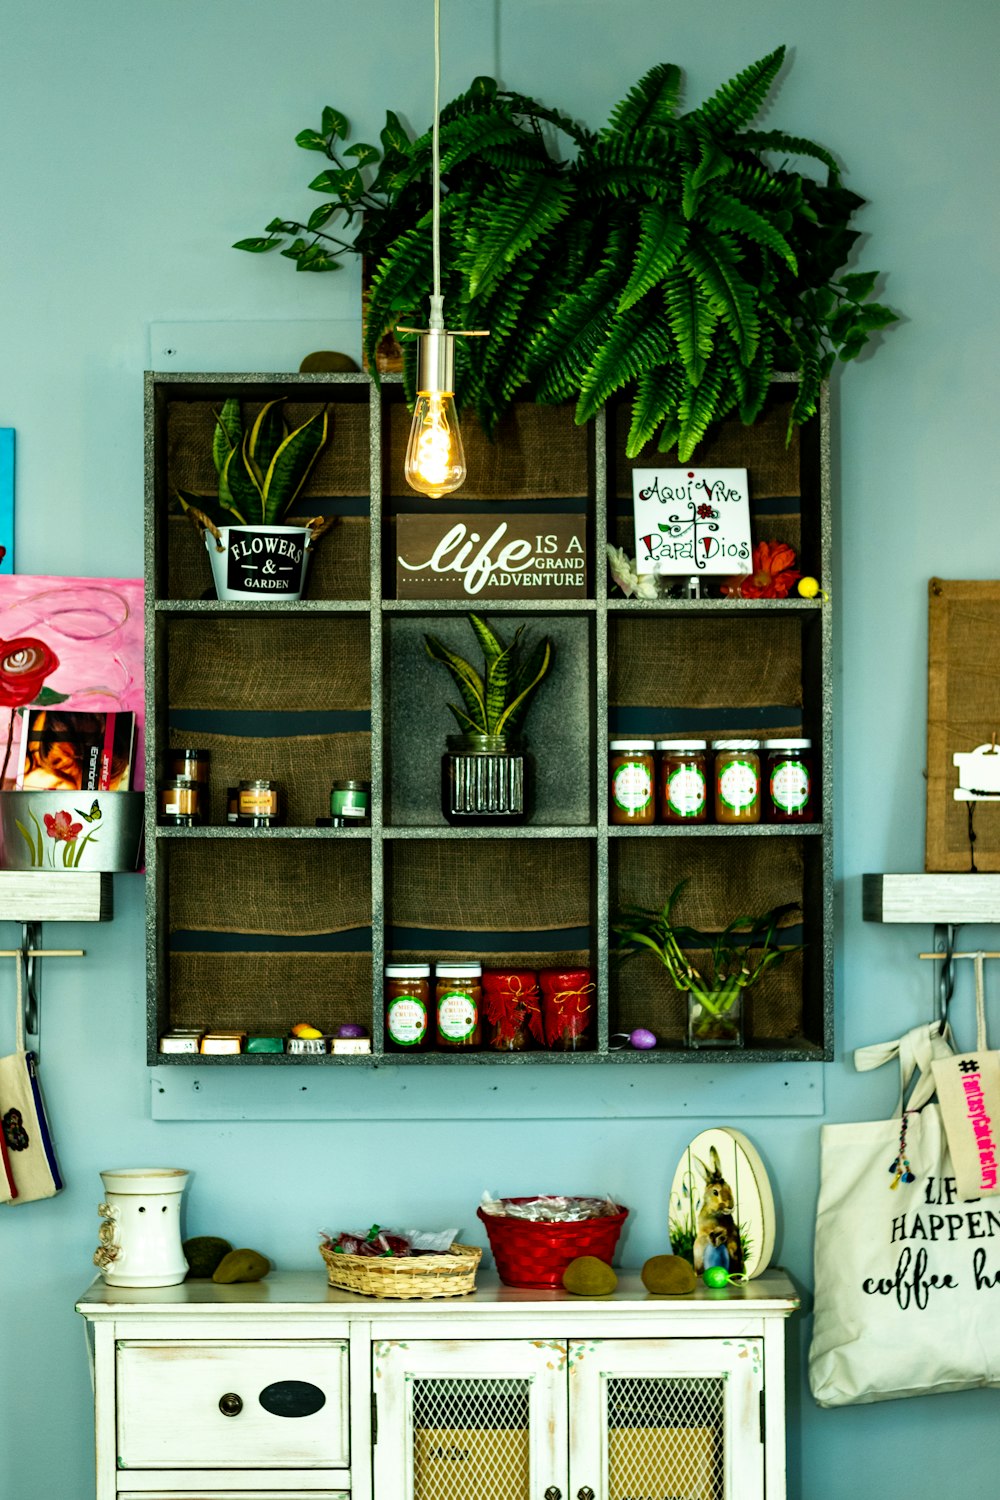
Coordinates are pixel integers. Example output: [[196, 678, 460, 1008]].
[[218, 1392, 243, 1417]]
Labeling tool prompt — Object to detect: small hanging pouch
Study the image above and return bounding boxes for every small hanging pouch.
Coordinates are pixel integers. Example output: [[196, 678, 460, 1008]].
[[932, 951, 1000, 1198], [0, 958, 63, 1204]]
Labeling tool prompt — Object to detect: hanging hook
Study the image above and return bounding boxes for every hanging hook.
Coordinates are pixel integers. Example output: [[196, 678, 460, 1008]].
[[932, 923, 958, 1027], [22, 921, 40, 1051]]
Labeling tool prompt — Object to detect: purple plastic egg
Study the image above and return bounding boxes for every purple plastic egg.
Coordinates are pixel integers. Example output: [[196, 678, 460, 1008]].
[[630, 1028, 657, 1050], [337, 1023, 369, 1039]]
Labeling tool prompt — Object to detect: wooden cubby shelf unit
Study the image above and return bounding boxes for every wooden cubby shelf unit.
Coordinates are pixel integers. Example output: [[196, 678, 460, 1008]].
[[145, 371, 833, 1064]]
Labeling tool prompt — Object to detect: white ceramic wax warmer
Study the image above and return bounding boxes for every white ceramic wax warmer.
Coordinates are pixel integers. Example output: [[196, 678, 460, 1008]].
[[93, 1168, 189, 1287]]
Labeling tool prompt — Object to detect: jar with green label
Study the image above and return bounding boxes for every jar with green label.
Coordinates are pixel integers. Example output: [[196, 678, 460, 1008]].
[[764, 738, 814, 823], [656, 740, 709, 823], [712, 740, 761, 824], [609, 740, 656, 825], [435, 963, 483, 1050], [385, 964, 431, 1052]]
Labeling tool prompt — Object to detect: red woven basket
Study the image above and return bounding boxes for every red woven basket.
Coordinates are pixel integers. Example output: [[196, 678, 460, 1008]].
[[478, 1198, 629, 1289]]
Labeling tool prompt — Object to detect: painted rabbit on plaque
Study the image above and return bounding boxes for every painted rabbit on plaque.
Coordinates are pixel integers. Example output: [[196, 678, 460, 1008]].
[[668, 1127, 776, 1280]]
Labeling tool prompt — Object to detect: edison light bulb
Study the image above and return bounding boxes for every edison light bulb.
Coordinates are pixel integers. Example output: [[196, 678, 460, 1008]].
[[404, 389, 467, 498]]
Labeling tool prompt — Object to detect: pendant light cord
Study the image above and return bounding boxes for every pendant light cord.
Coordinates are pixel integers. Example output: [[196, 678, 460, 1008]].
[[430, 0, 443, 329]]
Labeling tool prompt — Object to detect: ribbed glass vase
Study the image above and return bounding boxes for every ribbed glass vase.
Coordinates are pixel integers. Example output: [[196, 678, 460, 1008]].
[[442, 734, 527, 826]]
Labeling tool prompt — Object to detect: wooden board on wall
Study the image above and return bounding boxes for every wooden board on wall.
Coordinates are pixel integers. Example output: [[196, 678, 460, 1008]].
[[927, 578, 1000, 871]]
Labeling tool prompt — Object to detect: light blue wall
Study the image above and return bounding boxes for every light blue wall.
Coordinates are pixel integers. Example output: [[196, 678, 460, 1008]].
[[2, 2, 999, 1496]]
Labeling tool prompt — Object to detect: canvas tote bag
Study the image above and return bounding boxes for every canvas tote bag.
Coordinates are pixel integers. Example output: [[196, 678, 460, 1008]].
[[931, 952, 1000, 1199], [809, 1021, 1000, 1407], [0, 957, 63, 1204]]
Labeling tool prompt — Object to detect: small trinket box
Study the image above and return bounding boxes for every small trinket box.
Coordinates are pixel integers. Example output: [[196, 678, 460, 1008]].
[[158, 1029, 205, 1054], [246, 1035, 285, 1054], [287, 1035, 328, 1056], [199, 1030, 246, 1055], [331, 1037, 371, 1055]]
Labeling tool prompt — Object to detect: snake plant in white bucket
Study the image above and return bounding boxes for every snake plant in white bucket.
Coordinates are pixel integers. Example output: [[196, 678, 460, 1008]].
[[177, 397, 332, 600]]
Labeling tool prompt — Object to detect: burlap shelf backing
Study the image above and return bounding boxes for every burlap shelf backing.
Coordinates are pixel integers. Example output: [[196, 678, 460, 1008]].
[[168, 951, 372, 1034], [168, 616, 371, 712], [611, 836, 803, 935], [169, 838, 371, 935], [613, 946, 805, 1043], [167, 730, 371, 826], [387, 401, 588, 500], [614, 391, 801, 501], [387, 840, 592, 932], [167, 398, 370, 498], [167, 514, 369, 602], [927, 579, 1000, 870], [610, 616, 802, 709], [391, 947, 591, 972]]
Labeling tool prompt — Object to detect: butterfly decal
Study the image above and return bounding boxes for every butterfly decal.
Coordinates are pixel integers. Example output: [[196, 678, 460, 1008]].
[[74, 799, 102, 824]]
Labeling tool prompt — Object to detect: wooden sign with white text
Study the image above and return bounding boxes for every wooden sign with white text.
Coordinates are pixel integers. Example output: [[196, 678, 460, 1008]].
[[395, 514, 587, 599]]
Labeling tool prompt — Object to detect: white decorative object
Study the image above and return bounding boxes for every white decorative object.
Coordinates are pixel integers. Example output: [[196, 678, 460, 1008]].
[[205, 524, 311, 600], [669, 1126, 776, 1279], [953, 742, 1000, 801], [632, 467, 752, 577], [93, 1168, 189, 1287]]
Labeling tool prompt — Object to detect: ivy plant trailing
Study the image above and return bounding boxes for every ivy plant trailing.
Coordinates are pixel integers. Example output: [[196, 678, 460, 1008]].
[[237, 47, 896, 459]]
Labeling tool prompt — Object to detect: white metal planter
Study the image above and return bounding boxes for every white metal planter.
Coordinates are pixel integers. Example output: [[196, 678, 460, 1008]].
[[206, 524, 312, 601]]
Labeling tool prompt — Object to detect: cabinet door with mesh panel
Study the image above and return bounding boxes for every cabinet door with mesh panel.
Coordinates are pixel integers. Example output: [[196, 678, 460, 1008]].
[[373, 1339, 569, 1500], [568, 1339, 764, 1500]]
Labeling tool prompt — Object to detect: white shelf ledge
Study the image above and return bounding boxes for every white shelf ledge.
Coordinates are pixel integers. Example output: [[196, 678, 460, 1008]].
[[863, 873, 1000, 925], [0, 871, 113, 923]]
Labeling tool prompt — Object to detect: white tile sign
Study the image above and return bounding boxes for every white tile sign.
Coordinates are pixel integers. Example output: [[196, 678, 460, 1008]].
[[632, 467, 752, 576]]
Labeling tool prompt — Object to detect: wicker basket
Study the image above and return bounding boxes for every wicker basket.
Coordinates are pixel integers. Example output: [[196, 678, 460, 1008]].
[[320, 1241, 482, 1300], [478, 1200, 629, 1289]]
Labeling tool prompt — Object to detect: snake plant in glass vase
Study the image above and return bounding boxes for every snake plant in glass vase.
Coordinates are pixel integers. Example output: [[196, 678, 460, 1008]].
[[425, 613, 552, 825], [612, 879, 802, 1047]]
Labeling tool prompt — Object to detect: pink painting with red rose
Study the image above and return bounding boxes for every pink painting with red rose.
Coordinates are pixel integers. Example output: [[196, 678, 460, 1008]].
[[0, 576, 144, 789]]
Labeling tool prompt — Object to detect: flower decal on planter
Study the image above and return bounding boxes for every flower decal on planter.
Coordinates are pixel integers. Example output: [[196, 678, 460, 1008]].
[[3, 1108, 29, 1152], [0, 637, 59, 708], [43, 809, 83, 844]]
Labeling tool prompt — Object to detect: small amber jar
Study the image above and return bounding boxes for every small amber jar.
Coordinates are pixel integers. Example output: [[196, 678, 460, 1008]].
[[713, 740, 761, 823], [238, 778, 284, 826], [169, 747, 210, 786], [609, 740, 656, 825], [656, 740, 709, 823], [764, 738, 814, 823], [483, 969, 542, 1051], [540, 967, 595, 1051], [385, 964, 432, 1052], [158, 777, 202, 826], [435, 963, 483, 1050]]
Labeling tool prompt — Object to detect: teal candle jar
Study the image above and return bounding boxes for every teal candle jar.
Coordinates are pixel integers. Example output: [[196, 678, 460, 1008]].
[[330, 779, 371, 823]]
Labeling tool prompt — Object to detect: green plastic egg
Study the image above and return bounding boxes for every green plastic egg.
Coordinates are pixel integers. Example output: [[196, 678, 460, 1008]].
[[704, 1265, 731, 1288]]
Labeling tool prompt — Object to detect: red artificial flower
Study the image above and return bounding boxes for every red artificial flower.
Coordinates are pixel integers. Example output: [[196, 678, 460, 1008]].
[[44, 810, 83, 843], [0, 636, 59, 707], [724, 541, 801, 600]]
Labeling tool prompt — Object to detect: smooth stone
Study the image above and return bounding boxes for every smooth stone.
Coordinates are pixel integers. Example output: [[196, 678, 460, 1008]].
[[641, 1254, 697, 1295], [562, 1256, 618, 1296], [212, 1248, 271, 1283]]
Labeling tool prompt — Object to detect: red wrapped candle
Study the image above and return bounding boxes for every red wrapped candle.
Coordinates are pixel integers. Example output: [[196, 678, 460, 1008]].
[[540, 968, 595, 1051], [482, 969, 542, 1051]]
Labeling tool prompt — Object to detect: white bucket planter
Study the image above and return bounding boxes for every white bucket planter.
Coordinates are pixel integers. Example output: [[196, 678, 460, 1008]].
[[94, 1168, 189, 1287], [206, 524, 312, 601]]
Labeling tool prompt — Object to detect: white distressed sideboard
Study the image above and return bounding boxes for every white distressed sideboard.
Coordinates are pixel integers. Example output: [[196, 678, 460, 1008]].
[[78, 1269, 799, 1500]]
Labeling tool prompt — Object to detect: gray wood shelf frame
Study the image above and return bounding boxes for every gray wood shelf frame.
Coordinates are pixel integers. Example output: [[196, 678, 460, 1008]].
[[144, 372, 833, 1066]]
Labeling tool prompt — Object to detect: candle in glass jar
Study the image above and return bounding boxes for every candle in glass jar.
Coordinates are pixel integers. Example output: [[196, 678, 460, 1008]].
[[539, 967, 595, 1050]]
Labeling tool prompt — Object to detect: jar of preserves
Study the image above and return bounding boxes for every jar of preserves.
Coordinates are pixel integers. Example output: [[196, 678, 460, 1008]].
[[713, 740, 761, 823], [385, 964, 432, 1052], [483, 969, 542, 1051], [656, 740, 709, 823], [158, 777, 202, 826], [435, 963, 483, 1050], [609, 740, 656, 825], [764, 738, 814, 823], [168, 747, 210, 786], [540, 967, 595, 1051], [237, 778, 284, 826]]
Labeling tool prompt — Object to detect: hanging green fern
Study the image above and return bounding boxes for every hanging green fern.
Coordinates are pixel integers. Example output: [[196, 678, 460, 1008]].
[[237, 53, 896, 456]]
